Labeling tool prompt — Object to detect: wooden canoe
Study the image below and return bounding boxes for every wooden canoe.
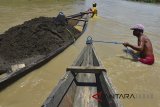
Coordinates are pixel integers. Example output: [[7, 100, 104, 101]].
[[0, 12, 89, 90], [42, 42, 122, 107]]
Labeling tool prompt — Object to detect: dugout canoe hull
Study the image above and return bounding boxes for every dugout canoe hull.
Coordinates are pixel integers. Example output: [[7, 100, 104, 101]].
[[0, 12, 89, 90], [42, 44, 122, 107]]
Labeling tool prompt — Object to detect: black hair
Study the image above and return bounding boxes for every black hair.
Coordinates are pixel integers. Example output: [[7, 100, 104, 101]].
[[139, 29, 144, 33], [134, 29, 143, 33], [93, 3, 97, 7]]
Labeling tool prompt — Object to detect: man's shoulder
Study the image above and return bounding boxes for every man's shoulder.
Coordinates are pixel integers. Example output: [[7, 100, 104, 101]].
[[141, 35, 150, 43], [141, 35, 148, 39]]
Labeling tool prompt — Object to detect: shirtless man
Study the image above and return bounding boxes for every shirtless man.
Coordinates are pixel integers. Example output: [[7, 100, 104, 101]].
[[123, 24, 155, 65]]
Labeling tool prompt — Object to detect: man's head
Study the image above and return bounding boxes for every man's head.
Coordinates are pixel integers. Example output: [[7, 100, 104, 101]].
[[130, 24, 144, 37], [93, 3, 97, 7]]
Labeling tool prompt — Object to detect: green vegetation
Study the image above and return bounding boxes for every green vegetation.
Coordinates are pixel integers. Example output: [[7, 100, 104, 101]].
[[128, 0, 160, 3]]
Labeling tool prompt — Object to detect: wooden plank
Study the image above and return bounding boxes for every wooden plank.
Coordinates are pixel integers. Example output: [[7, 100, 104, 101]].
[[73, 45, 98, 107], [72, 46, 87, 66], [66, 66, 106, 73], [73, 73, 98, 107], [99, 72, 121, 107], [67, 17, 87, 22], [67, 13, 83, 19], [67, 12, 88, 27], [72, 44, 102, 67], [86, 45, 90, 66], [42, 72, 75, 107], [81, 45, 90, 66], [92, 46, 103, 66], [59, 82, 77, 107], [82, 21, 87, 33], [89, 45, 93, 66]]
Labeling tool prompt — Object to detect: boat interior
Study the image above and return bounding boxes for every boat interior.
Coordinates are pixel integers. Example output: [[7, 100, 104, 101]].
[[42, 43, 120, 107]]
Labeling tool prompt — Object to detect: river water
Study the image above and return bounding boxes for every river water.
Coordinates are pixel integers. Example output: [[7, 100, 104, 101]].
[[0, 0, 160, 107]]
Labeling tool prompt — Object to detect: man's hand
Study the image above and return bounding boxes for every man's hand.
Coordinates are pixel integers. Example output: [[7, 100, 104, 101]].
[[123, 42, 130, 47]]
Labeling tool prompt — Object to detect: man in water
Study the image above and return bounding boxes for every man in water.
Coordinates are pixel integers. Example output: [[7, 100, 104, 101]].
[[86, 3, 97, 17], [123, 24, 155, 65], [91, 3, 97, 17]]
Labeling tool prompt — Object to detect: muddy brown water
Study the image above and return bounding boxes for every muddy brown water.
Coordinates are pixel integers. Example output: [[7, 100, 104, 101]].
[[0, 0, 160, 107]]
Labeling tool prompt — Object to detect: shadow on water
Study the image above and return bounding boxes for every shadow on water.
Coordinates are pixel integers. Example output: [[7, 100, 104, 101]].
[[118, 56, 138, 62]]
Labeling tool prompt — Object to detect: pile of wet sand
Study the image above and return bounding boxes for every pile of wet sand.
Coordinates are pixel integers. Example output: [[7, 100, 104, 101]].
[[0, 17, 81, 71]]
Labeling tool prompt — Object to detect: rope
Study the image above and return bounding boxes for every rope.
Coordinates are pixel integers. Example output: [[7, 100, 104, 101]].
[[86, 36, 130, 56], [93, 40, 123, 44], [86, 36, 123, 45], [93, 40, 129, 55]]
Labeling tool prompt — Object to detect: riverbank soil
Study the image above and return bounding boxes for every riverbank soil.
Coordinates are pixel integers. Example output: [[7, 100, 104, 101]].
[[0, 16, 81, 72]]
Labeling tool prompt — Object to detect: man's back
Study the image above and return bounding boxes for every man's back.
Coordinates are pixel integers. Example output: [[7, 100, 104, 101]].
[[140, 35, 154, 57]]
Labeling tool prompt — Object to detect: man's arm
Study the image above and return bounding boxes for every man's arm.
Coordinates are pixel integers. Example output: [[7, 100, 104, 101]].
[[123, 37, 145, 52]]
